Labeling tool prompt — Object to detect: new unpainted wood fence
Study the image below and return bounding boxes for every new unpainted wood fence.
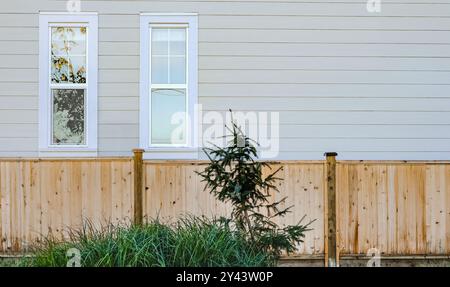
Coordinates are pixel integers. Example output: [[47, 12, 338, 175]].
[[0, 150, 449, 265]]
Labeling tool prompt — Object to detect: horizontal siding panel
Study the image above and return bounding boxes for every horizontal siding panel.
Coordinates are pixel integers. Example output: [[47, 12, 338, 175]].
[[0, 13, 37, 27], [0, 110, 37, 123], [204, 111, 450, 125], [0, 41, 37, 55], [256, 125, 450, 139], [99, 14, 138, 28], [0, 0, 64, 13], [99, 83, 139, 97], [0, 96, 37, 110], [199, 56, 450, 71], [99, 70, 139, 83], [199, 15, 450, 30], [199, 70, 450, 84], [202, 124, 450, 139], [200, 29, 450, 44], [0, 124, 37, 138], [99, 28, 139, 42], [199, 43, 450, 57], [276, 138, 450, 152], [99, 56, 138, 69], [0, 69, 37, 83], [99, 124, 138, 138], [99, 111, 138, 124], [0, 27, 37, 41], [0, 82, 37, 96], [278, 111, 450, 125], [199, 83, 450, 98], [99, 42, 138, 56], [200, 97, 450, 111], [0, 55, 37, 69], [0, 138, 36, 151], [99, 97, 138, 110]]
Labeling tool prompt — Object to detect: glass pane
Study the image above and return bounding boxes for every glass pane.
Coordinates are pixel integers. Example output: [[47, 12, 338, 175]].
[[169, 56, 186, 84], [52, 89, 86, 145], [51, 54, 69, 83], [69, 56, 86, 84], [68, 27, 87, 55], [151, 56, 169, 84], [169, 29, 186, 56], [51, 27, 87, 84], [151, 89, 186, 145], [51, 27, 69, 56], [150, 27, 187, 84], [151, 28, 168, 56]]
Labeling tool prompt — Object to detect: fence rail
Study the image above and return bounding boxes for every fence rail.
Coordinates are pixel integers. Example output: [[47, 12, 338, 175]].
[[0, 152, 449, 264]]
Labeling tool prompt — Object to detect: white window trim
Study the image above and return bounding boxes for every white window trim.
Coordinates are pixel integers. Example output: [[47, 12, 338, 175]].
[[39, 12, 98, 157], [139, 13, 199, 160]]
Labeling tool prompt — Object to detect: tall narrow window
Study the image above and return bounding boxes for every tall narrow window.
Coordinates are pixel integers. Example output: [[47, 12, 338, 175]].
[[140, 14, 198, 159], [151, 27, 187, 145], [39, 13, 98, 156]]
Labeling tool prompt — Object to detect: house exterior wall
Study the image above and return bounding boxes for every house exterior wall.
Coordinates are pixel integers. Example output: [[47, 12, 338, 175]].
[[0, 0, 450, 160]]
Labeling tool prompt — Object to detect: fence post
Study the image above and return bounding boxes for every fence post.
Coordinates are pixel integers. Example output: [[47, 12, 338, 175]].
[[324, 152, 338, 267], [133, 148, 145, 225]]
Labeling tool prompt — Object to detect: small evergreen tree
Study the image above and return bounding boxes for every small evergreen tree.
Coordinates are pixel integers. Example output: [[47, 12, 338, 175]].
[[197, 112, 313, 259]]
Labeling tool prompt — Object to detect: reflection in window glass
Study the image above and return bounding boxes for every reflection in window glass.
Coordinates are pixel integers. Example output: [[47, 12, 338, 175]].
[[51, 27, 87, 84], [52, 89, 86, 145], [151, 89, 186, 145]]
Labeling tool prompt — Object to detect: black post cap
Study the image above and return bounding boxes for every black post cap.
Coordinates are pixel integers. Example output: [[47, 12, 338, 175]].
[[324, 152, 338, 157]]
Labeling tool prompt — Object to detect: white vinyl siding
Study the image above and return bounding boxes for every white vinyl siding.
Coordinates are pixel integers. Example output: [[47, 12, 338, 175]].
[[0, 0, 449, 159]]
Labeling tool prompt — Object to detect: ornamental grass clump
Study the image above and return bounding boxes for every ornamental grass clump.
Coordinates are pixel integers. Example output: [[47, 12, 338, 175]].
[[21, 217, 272, 267]]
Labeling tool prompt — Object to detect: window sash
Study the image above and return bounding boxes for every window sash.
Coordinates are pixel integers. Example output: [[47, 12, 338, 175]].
[[149, 26, 189, 147], [50, 88, 87, 146], [48, 25, 89, 147], [48, 25, 89, 86]]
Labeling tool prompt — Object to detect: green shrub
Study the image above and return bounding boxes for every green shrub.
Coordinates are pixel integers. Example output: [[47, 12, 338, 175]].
[[21, 217, 273, 267], [197, 112, 313, 258]]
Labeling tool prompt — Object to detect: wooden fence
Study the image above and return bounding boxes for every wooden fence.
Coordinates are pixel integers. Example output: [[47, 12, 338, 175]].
[[337, 162, 450, 256], [0, 159, 134, 252], [0, 154, 449, 262]]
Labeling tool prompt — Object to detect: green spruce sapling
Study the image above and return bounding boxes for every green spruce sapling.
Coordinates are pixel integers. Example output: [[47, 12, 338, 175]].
[[197, 112, 313, 258]]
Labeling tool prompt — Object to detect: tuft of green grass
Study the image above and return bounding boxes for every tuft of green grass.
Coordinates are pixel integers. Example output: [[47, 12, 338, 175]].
[[0, 258, 20, 267], [21, 216, 273, 267]]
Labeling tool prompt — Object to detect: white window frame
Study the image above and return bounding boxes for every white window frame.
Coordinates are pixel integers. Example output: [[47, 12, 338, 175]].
[[139, 13, 198, 160], [39, 12, 98, 157]]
